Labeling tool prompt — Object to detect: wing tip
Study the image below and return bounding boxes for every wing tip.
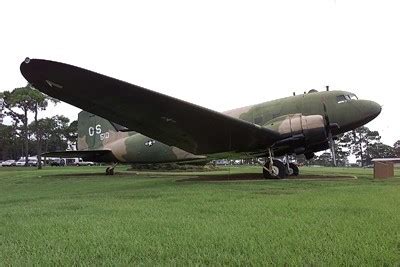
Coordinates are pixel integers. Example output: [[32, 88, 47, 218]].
[[20, 57, 35, 83]]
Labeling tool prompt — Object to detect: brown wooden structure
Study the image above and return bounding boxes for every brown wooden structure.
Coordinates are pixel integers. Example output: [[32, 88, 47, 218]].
[[372, 158, 400, 179]]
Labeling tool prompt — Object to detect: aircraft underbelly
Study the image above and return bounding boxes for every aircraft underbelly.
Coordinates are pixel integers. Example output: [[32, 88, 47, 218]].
[[115, 134, 204, 164]]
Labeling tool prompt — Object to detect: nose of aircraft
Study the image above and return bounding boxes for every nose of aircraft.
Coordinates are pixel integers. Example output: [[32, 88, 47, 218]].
[[358, 100, 382, 121], [335, 99, 382, 133]]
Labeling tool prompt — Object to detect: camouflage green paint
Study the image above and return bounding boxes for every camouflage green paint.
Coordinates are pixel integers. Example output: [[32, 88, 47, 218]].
[[77, 90, 381, 163], [78, 111, 204, 163], [224, 90, 381, 135], [20, 59, 381, 163]]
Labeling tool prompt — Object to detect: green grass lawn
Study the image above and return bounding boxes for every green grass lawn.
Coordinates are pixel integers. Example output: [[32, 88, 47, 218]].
[[0, 165, 400, 265]]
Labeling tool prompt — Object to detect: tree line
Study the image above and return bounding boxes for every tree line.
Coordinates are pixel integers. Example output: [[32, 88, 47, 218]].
[[303, 127, 400, 167], [0, 85, 77, 168]]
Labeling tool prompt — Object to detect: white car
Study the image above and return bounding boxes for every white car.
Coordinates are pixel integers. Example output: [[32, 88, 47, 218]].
[[27, 160, 44, 166], [1, 160, 16, 167], [75, 160, 95, 166], [15, 160, 26, 167]]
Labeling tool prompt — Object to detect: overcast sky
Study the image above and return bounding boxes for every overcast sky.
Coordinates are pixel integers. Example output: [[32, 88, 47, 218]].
[[1, 0, 399, 145]]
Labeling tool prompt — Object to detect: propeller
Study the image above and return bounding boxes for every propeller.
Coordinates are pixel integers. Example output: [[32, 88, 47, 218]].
[[323, 102, 340, 167], [352, 129, 362, 166]]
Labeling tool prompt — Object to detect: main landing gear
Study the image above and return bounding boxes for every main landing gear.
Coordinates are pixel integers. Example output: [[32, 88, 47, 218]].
[[106, 163, 118, 175], [262, 150, 299, 179], [263, 159, 286, 179]]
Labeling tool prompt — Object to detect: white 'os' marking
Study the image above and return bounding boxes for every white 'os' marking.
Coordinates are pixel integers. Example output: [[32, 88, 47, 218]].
[[88, 127, 95, 136], [89, 125, 110, 140], [95, 124, 102, 134]]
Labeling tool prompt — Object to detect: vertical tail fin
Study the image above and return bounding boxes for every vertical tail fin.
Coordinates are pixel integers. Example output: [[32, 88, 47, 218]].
[[77, 111, 129, 150]]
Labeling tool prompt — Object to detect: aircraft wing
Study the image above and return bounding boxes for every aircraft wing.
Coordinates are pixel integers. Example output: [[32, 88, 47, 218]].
[[42, 149, 116, 162], [21, 58, 280, 155]]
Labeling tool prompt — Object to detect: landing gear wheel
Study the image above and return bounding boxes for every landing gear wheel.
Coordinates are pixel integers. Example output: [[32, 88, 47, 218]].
[[105, 163, 118, 176], [263, 159, 286, 179], [288, 163, 299, 176], [105, 167, 114, 175]]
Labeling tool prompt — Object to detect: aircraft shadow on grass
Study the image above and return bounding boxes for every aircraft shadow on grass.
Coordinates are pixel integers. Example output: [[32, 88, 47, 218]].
[[176, 173, 356, 182]]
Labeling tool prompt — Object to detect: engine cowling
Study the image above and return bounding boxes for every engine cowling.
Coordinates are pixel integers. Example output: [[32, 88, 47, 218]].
[[263, 114, 328, 154]]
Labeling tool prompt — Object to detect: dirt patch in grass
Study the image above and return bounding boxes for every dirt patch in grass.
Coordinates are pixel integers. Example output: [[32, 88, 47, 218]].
[[177, 173, 356, 182]]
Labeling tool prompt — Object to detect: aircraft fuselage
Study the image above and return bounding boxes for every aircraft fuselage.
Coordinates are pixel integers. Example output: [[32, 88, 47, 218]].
[[224, 90, 381, 136], [81, 89, 381, 163]]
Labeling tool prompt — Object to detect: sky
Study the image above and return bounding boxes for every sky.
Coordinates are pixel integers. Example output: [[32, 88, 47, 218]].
[[0, 0, 399, 145]]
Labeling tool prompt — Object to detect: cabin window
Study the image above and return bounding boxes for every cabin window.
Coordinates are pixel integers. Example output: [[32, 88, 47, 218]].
[[336, 95, 347, 103]]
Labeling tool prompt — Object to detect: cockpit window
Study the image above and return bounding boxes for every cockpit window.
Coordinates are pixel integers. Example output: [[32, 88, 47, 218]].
[[336, 95, 347, 103], [337, 94, 358, 103], [349, 94, 358, 100]]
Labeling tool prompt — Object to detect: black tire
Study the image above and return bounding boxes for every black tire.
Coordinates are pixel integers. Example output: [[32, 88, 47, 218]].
[[263, 164, 272, 179], [105, 167, 114, 175], [289, 163, 299, 176], [263, 159, 286, 179]]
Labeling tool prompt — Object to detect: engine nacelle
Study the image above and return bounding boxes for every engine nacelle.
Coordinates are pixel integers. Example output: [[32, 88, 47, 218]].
[[263, 114, 328, 153]]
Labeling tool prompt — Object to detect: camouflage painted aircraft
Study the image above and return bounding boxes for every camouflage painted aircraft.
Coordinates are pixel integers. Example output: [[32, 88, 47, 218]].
[[20, 58, 381, 178]]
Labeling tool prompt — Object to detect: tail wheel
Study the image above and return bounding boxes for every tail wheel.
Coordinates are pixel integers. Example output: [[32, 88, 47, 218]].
[[288, 163, 299, 176], [105, 167, 115, 175], [263, 159, 286, 179]]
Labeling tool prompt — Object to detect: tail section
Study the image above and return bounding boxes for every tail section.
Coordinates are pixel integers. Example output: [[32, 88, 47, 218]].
[[78, 111, 130, 150], [77, 111, 205, 163]]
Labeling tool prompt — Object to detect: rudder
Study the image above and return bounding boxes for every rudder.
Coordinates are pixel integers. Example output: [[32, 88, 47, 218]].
[[77, 111, 125, 150]]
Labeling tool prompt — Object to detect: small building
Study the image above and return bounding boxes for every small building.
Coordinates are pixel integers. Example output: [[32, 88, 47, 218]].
[[372, 158, 400, 179]]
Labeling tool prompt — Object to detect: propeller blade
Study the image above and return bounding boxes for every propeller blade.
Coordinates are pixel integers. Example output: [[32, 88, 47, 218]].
[[323, 102, 331, 129], [329, 131, 337, 167], [323, 102, 337, 166]]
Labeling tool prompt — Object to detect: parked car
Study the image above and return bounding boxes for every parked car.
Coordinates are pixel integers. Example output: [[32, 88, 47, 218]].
[[50, 160, 59, 166], [50, 158, 65, 166], [27, 159, 43, 166], [2, 160, 16, 167], [16, 160, 26, 167], [75, 159, 95, 166], [27, 160, 36, 166]]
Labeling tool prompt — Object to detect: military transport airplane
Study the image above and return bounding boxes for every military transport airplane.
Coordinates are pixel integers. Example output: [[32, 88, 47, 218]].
[[20, 58, 381, 178]]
